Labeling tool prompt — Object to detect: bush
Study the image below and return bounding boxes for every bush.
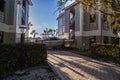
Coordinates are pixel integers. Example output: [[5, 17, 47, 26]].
[[89, 43, 120, 58], [0, 43, 47, 74]]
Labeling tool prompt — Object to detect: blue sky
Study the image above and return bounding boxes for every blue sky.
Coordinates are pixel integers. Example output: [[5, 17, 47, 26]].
[[29, 0, 58, 35]]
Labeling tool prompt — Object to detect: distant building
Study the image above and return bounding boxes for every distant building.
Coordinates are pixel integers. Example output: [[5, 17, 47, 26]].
[[0, 0, 32, 43], [57, 1, 119, 48]]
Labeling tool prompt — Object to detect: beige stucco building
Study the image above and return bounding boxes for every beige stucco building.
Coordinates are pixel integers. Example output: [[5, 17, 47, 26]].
[[57, 1, 119, 48], [0, 0, 32, 43]]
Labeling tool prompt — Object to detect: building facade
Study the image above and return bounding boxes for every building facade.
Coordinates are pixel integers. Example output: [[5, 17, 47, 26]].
[[57, 1, 119, 48], [0, 0, 32, 43]]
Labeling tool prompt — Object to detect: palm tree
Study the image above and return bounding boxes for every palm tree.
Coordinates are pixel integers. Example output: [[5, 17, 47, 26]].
[[55, 29, 58, 37], [43, 28, 49, 39], [49, 29, 54, 37], [43, 28, 58, 38], [30, 30, 38, 38], [52, 29, 58, 37], [52, 29, 56, 37], [43, 30, 47, 38]]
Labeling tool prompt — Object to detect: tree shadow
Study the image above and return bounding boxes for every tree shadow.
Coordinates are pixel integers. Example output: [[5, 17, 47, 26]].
[[48, 51, 120, 80]]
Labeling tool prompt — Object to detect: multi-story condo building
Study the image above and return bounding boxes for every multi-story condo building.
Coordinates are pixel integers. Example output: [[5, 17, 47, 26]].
[[0, 0, 32, 43], [57, 1, 119, 48]]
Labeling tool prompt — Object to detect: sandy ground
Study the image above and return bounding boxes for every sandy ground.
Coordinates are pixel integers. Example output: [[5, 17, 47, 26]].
[[2, 66, 61, 80]]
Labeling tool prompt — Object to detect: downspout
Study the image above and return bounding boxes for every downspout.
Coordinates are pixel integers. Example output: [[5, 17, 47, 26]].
[[100, 15, 102, 43], [98, 1, 103, 43]]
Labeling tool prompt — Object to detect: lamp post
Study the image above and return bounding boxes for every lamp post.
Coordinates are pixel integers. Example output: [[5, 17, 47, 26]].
[[118, 32, 120, 46], [19, 25, 26, 44], [19, 25, 26, 71]]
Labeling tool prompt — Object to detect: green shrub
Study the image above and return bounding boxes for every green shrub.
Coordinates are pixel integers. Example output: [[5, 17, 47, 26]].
[[0, 43, 47, 74], [89, 43, 120, 58]]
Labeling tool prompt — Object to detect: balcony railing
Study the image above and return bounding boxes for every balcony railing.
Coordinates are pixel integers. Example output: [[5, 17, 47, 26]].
[[0, 11, 5, 23]]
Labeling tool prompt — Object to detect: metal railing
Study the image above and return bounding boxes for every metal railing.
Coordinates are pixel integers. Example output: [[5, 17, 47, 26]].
[[0, 11, 5, 23]]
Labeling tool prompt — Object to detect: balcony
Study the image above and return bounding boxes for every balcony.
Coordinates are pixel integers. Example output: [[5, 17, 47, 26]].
[[0, 11, 4, 23]]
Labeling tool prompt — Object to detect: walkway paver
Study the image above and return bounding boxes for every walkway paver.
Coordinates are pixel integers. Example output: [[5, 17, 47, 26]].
[[48, 51, 120, 80]]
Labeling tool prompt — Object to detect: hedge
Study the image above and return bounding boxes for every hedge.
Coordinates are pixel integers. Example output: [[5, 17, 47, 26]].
[[0, 43, 47, 74], [88, 43, 120, 58]]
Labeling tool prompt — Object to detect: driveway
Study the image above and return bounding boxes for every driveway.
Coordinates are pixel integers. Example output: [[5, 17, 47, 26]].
[[48, 51, 120, 80]]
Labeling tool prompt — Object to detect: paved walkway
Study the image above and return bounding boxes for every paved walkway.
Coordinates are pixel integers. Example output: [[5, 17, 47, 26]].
[[48, 51, 120, 80]]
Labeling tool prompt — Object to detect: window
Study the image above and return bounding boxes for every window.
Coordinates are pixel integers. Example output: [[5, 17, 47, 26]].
[[21, 17, 25, 25], [58, 18, 63, 35], [21, 0, 26, 25], [62, 26, 65, 33], [0, 0, 5, 12], [58, 26, 62, 35], [23, 0, 26, 7], [103, 14, 109, 30], [90, 8, 96, 23], [62, 16, 65, 27], [90, 14, 96, 23], [58, 18, 62, 27], [58, 17, 65, 35]]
